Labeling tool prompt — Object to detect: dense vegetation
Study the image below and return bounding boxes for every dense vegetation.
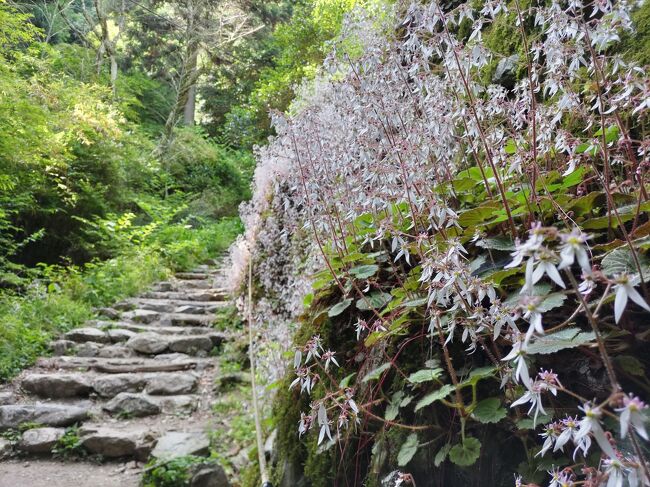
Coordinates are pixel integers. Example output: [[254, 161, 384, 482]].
[[235, 0, 650, 486], [0, 0, 361, 381]]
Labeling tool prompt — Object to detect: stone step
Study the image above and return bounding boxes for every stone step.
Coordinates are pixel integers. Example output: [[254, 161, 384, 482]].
[[150, 431, 210, 459], [35, 356, 212, 374], [20, 371, 199, 399], [141, 290, 227, 302], [163, 312, 216, 327], [0, 404, 89, 430], [114, 298, 228, 313], [121, 309, 161, 324], [126, 332, 215, 356], [174, 272, 213, 280], [103, 392, 198, 417], [97, 322, 226, 341], [79, 425, 157, 459]]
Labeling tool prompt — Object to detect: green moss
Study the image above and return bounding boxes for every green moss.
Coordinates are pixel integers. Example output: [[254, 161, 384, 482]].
[[619, 0, 650, 66]]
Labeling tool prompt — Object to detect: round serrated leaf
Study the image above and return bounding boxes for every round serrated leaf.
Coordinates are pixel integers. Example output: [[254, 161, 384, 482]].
[[349, 264, 379, 279], [407, 368, 443, 384], [449, 437, 481, 466], [472, 397, 507, 424]]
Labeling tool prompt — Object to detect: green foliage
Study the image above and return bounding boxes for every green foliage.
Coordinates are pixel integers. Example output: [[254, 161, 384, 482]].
[[52, 426, 85, 459], [143, 456, 206, 487]]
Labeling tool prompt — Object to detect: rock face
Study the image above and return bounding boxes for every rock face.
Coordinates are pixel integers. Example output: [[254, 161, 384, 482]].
[[126, 333, 169, 354], [22, 374, 92, 398], [19, 427, 65, 453], [0, 437, 12, 459], [492, 54, 520, 88], [150, 432, 210, 459], [0, 404, 88, 429], [49, 339, 76, 356], [103, 393, 161, 417]]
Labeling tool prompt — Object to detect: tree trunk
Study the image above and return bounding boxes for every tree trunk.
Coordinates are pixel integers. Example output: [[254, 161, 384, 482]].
[[110, 53, 118, 99], [183, 83, 196, 125]]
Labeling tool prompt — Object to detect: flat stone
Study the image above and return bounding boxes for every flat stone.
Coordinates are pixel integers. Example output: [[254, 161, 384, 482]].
[[190, 464, 230, 487], [49, 339, 76, 356], [177, 280, 212, 289], [169, 336, 213, 354], [107, 328, 137, 343], [92, 374, 149, 398], [64, 327, 110, 344], [167, 313, 215, 327], [122, 309, 160, 324], [0, 391, 14, 405], [0, 404, 88, 429], [126, 333, 169, 354], [151, 432, 209, 459], [19, 427, 65, 453], [153, 353, 191, 361], [153, 282, 175, 292], [22, 374, 92, 398], [174, 305, 208, 315], [103, 393, 161, 417], [80, 427, 138, 457], [145, 373, 198, 395], [75, 342, 135, 358], [154, 395, 198, 414], [175, 272, 211, 280]]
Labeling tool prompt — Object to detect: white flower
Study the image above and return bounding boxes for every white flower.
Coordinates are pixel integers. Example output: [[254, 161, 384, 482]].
[[554, 416, 579, 453], [511, 382, 547, 426], [558, 228, 591, 272], [575, 403, 618, 459], [502, 335, 531, 388], [532, 248, 565, 289], [521, 296, 545, 343], [615, 394, 648, 440], [613, 274, 650, 323], [603, 458, 628, 487]]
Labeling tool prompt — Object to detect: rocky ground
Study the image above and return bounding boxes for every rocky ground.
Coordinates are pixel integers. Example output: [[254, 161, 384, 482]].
[[0, 263, 241, 486]]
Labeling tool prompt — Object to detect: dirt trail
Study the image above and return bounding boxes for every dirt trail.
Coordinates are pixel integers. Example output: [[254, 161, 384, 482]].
[[0, 263, 235, 486]]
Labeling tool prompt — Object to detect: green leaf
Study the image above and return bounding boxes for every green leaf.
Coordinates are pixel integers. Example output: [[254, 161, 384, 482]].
[[517, 413, 553, 430], [356, 291, 392, 311], [328, 298, 353, 317], [339, 373, 356, 388], [458, 203, 500, 227], [349, 264, 379, 279], [397, 433, 419, 467], [526, 328, 596, 355], [472, 397, 507, 424], [385, 391, 404, 421], [362, 363, 391, 383], [601, 247, 650, 279], [407, 368, 443, 384], [401, 297, 428, 308], [538, 293, 567, 312], [504, 139, 517, 155], [614, 355, 645, 377], [414, 384, 455, 411], [434, 444, 452, 467], [449, 437, 481, 466], [475, 237, 515, 251], [462, 366, 497, 386]]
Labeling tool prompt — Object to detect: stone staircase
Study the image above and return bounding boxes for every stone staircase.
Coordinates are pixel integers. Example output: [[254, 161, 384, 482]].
[[0, 264, 232, 469]]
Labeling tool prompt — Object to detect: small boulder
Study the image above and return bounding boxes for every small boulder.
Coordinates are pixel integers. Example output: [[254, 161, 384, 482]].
[[107, 329, 137, 343], [80, 427, 137, 457], [190, 463, 230, 487], [22, 374, 92, 399], [0, 404, 88, 429], [151, 432, 209, 459], [492, 54, 520, 89], [126, 333, 169, 355], [64, 327, 110, 344], [92, 374, 148, 398], [122, 309, 160, 324], [19, 427, 65, 453], [145, 373, 198, 395], [169, 336, 213, 354], [0, 391, 14, 405], [97, 307, 121, 320], [103, 393, 161, 417], [49, 339, 76, 356]]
